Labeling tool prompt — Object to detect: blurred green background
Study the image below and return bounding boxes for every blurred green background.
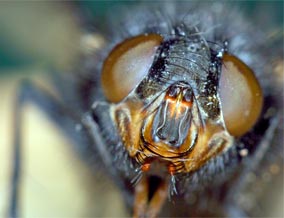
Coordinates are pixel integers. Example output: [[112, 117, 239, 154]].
[[0, 1, 139, 72]]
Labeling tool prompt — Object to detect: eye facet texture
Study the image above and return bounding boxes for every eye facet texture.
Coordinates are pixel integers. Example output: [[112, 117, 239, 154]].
[[101, 34, 163, 103], [219, 53, 263, 136]]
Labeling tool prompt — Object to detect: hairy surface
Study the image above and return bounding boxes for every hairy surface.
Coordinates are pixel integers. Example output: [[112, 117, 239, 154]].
[[49, 2, 283, 217]]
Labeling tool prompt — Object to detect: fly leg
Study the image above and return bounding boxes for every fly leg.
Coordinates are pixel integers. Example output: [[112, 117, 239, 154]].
[[133, 176, 149, 217], [7, 80, 92, 218], [146, 180, 168, 218], [133, 176, 168, 218]]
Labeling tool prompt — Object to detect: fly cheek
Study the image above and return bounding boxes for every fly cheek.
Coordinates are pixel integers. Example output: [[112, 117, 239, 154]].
[[219, 53, 263, 136], [101, 34, 163, 103]]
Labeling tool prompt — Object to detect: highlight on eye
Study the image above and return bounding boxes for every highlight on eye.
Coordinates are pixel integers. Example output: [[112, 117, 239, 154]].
[[219, 53, 263, 136], [101, 34, 163, 103]]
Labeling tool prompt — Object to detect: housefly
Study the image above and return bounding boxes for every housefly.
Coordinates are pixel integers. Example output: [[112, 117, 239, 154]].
[[7, 1, 283, 217]]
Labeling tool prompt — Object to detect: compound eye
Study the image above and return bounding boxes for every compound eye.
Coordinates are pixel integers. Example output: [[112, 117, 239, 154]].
[[101, 34, 163, 103], [219, 53, 263, 136]]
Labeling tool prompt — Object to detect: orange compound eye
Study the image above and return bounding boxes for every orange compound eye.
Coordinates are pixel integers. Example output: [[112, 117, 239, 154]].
[[101, 34, 163, 103], [219, 53, 263, 136]]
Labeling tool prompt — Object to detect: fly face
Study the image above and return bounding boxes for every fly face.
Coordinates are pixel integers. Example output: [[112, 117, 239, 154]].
[[102, 33, 262, 165], [92, 16, 265, 217], [5, 2, 282, 217]]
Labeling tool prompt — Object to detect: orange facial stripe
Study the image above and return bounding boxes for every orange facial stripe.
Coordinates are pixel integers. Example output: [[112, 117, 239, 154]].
[[142, 163, 151, 172]]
